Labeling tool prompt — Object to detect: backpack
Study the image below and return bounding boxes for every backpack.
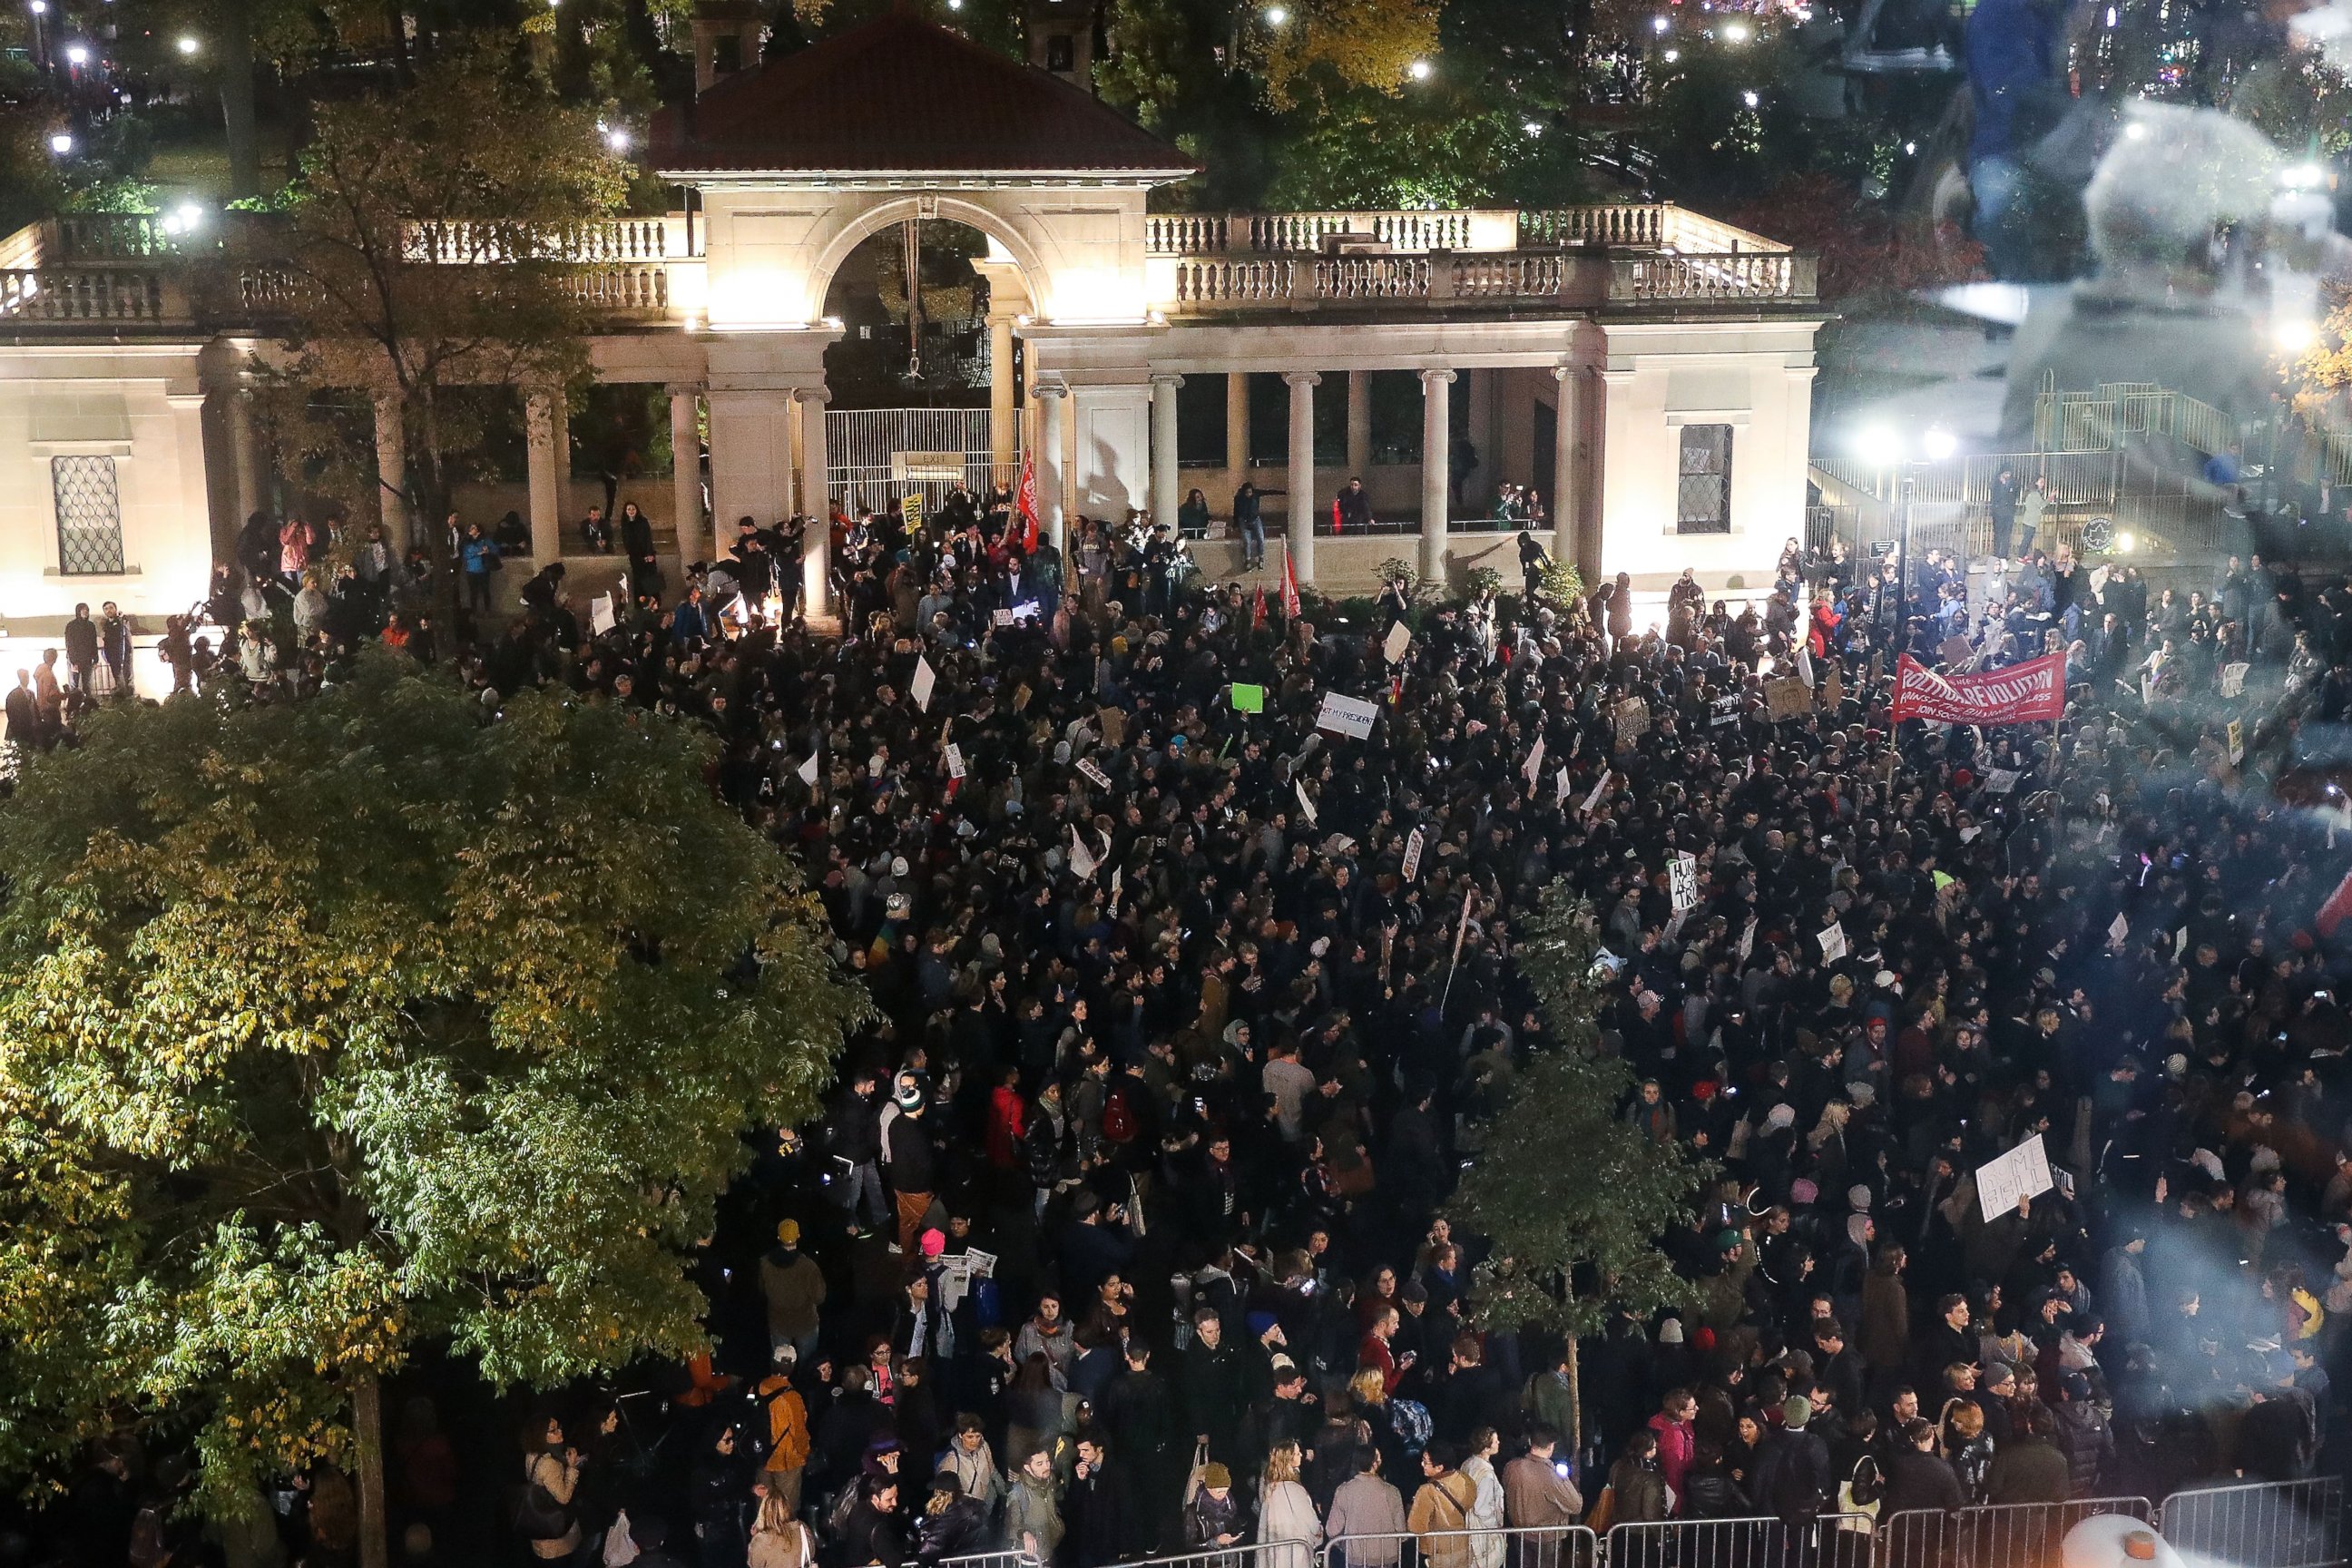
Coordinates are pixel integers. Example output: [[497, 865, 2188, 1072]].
[[1102, 1085, 1139, 1144], [827, 1484, 862, 1538], [1387, 1397, 1434, 1457]]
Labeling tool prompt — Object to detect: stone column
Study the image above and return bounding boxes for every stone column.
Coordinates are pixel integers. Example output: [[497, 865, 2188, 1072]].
[[373, 394, 410, 551], [1419, 368, 1455, 585], [1285, 370, 1319, 584], [1552, 366, 1579, 573], [1346, 370, 1372, 483], [798, 387, 832, 622], [668, 384, 708, 564], [525, 387, 564, 563], [989, 315, 1018, 487], [1225, 371, 1250, 496], [1035, 378, 1067, 552], [1151, 373, 1183, 532], [229, 384, 261, 526]]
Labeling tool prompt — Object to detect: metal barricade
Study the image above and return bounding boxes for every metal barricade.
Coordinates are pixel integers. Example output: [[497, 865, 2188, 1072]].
[[1322, 1524, 1601, 1568], [1873, 1498, 2150, 1568], [940, 1553, 1044, 1568], [2159, 1478, 2345, 1568], [1607, 1514, 1869, 1568], [1114, 1541, 1319, 1568]]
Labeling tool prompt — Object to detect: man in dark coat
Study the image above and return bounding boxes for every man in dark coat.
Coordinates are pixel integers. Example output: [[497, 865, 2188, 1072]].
[[1751, 1396, 1833, 1524]]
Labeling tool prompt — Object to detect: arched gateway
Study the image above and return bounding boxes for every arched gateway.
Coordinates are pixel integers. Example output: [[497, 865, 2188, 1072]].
[[0, 6, 1821, 643]]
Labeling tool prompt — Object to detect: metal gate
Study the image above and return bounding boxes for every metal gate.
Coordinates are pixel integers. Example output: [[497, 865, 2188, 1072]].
[[828, 407, 1015, 518]]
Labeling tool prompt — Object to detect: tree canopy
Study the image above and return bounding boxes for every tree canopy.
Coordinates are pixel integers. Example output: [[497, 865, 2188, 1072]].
[[1455, 886, 1711, 1347], [0, 655, 863, 1522]]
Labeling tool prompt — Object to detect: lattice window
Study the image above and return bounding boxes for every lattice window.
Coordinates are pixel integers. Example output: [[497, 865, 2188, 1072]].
[[52, 456, 126, 575], [1676, 424, 1733, 535]]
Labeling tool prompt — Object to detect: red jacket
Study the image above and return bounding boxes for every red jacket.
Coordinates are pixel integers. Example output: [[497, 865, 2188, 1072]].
[[1648, 1413, 1695, 1507], [985, 1084, 1026, 1170]]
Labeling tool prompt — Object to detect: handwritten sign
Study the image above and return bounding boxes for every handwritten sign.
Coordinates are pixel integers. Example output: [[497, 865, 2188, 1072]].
[[1670, 852, 1700, 915], [590, 593, 616, 635], [2220, 662, 2250, 699], [1402, 826, 1426, 881], [1076, 758, 1112, 790], [1613, 697, 1650, 747], [1765, 677, 1810, 721], [1384, 622, 1412, 664], [911, 656, 937, 712], [1975, 1136, 2055, 1221], [945, 743, 967, 780], [1231, 683, 1265, 714], [1316, 691, 1380, 740], [1818, 924, 1847, 963]]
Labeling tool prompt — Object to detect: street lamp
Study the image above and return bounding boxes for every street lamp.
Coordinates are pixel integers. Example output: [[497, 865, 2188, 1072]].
[[176, 34, 201, 54], [1264, 5, 1289, 21], [1406, 57, 1432, 79], [1923, 426, 1957, 461], [48, 131, 74, 154], [1720, 19, 1750, 41], [64, 41, 89, 65]]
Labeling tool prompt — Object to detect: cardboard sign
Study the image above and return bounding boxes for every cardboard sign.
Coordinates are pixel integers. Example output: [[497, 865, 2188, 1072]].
[[1100, 708, 1127, 747], [1613, 697, 1650, 747], [1818, 924, 1847, 963], [1765, 677, 1810, 721], [1975, 1136, 2055, 1221], [945, 742, 967, 780], [2220, 662, 2250, 699], [1867, 650, 1885, 686], [1316, 691, 1380, 740], [1076, 758, 1112, 790], [1939, 634, 1975, 667], [1384, 622, 1412, 665], [1402, 826, 1426, 881], [1231, 683, 1266, 714], [590, 593, 616, 635], [2108, 911, 2129, 944], [2228, 720, 2245, 765], [1984, 768, 2021, 794], [994, 609, 1014, 627], [911, 656, 937, 712], [1821, 667, 1843, 710], [1710, 693, 1740, 728], [1795, 642, 1817, 689], [901, 494, 925, 530], [1670, 851, 1700, 915]]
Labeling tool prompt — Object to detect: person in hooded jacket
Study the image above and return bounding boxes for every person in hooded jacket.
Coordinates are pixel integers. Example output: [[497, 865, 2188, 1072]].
[[1878, 1419, 1965, 1517], [692, 1425, 753, 1568], [911, 1475, 988, 1568]]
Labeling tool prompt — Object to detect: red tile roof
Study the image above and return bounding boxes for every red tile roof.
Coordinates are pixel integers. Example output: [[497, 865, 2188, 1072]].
[[651, 12, 1197, 178]]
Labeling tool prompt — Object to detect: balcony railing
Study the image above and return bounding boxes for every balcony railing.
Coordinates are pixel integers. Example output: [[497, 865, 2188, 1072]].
[[1146, 209, 1505, 255], [403, 218, 679, 264], [0, 269, 171, 322], [1164, 247, 1808, 311], [1607, 251, 1815, 301]]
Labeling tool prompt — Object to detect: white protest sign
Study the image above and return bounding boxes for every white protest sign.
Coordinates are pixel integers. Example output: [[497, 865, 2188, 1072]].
[[2228, 720, 2245, 765], [911, 656, 937, 711], [1402, 826, 1426, 882], [993, 608, 1014, 627], [1315, 691, 1380, 740], [1555, 766, 1572, 807], [1296, 779, 1318, 826], [945, 743, 967, 780], [590, 593, 616, 635], [1069, 829, 1100, 880], [2221, 662, 2250, 699], [1077, 758, 1113, 790], [2108, 911, 2129, 944], [1581, 769, 1612, 817], [1985, 769, 2021, 794], [1523, 736, 1546, 789], [1975, 1135, 2055, 1221], [1384, 622, 1412, 665], [797, 753, 819, 787], [1670, 851, 1700, 915], [1818, 924, 1847, 963], [2177, 925, 2189, 953], [1739, 916, 1758, 963], [1111, 866, 1122, 908]]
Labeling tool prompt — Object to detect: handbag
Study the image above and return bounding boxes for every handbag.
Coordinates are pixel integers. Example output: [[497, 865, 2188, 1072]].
[[1584, 1485, 1616, 1534], [512, 1460, 571, 1540]]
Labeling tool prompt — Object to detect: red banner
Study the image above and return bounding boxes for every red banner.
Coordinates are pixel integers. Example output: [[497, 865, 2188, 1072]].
[[1014, 453, 1039, 554], [1891, 652, 2066, 725]]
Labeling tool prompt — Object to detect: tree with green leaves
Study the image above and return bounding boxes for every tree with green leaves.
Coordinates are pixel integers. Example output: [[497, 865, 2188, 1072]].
[[1455, 886, 1711, 1452], [253, 38, 630, 622], [0, 654, 864, 1568]]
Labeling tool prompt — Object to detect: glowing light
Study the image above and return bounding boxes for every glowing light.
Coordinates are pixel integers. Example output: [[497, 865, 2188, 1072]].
[[603, 125, 632, 152], [1720, 19, 1749, 40], [1406, 56, 1433, 79], [1740, 88, 1759, 105], [176, 34, 200, 54], [2284, 162, 2328, 190], [1264, 4, 1289, 20], [1904, 140, 1916, 153], [2277, 317, 2320, 352], [64, 41, 88, 63], [1652, 14, 1671, 30], [2123, 118, 2147, 139], [48, 132, 73, 154], [1524, 119, 1544, 134], [1662, 46, 1680, 58], [27, 2, 46, 15], [1854, 425, 1902, 466], [1924, 426, 1957, 461], [2116, 531, 2137, 553]]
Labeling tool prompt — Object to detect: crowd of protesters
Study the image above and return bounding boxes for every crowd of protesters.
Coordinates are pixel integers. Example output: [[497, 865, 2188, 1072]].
[[14, 485, 2352, 1568]]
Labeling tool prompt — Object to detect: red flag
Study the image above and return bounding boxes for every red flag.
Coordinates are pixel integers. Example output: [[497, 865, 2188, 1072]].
[[1281, 553, 1301, 620], [2322, 866, 2352, 937], [1251, 584, 1267, 630], [1890, 652, 2065, 725], [1014, 453, 1040, 554]]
